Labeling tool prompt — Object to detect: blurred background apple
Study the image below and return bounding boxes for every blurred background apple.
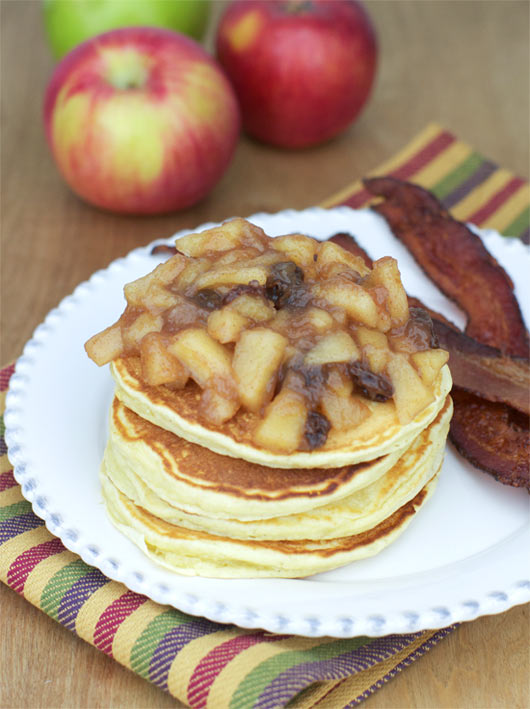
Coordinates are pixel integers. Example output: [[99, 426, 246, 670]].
[[44, 27, 240, 214], [216, 0, 377, 149], [43, 0, 212, 59]]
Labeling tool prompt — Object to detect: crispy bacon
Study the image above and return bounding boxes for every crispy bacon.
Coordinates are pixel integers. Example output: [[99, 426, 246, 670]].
[[363, 176, 529, 358], [151, 244, 178, 256], [329, 229, 530, 489], [433, 319, 530, 415], [450, 389, 529, 488]]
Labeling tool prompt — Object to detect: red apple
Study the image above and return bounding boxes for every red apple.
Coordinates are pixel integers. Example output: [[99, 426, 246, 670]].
[[216, 0, 377, 149], [44, 27, 240, 214]]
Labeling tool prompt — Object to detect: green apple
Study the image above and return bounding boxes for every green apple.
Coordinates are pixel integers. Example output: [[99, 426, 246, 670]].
[[43, 0, 212, 59]]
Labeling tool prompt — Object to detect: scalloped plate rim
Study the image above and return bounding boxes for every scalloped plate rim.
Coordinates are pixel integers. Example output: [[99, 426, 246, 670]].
[[4, 206, 530, 638]]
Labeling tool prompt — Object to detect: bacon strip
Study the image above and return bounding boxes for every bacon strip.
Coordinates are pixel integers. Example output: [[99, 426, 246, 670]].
[[151, 244, 178, 256], [450, 390, 529, 489], [432, 320, 529, 415], [329, 229, 530, 489], [363, 176, 529, 358]]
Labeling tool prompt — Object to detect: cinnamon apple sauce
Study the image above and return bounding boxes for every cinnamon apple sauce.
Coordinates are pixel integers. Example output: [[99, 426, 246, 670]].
[[86, 218, 450, 454]]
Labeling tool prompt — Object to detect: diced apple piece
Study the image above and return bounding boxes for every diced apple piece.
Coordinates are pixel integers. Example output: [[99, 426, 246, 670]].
[[145, 284, 180, 312], [314, 279, 379, 328], [85, 322, 123, 365], [164, 297, 205, 331], [325, 366, 353, 397], [317, 241, 370, 277], [175, 218, 268, 257], [167, 328, 239, 423], [320, 369, 370, 431], [140, 332, 188, 387], [389, 334, 416, 355], [305, 331, 360, 366], [124, 255, 186, 308], [269, 309, 291, 335], [366, 257, 409, 326], [121, 312, 163, 351], [207, 308, 249, 344], [317, 261, 359, 281], [227, 294, 275, 323], [271, 234, 319, 276], [366, 285, 392, 332], [355, 327, 388, 349], [253, 387, 307, 453], [246, 251, 286, 267], [232, 328, 288, 412], [214, 247, 261, 265], [304, 307, 335, 334], [363, 345, 388, 375], [151, 254, 188, 283], [173, 257, 212, 291], [167, 327, 234, 388], [410, 349, 449, 387], [387, 352, 434, 424], [194, 265, 269, 290], [199, 387, 240, 425], [355, 327, 389, 374]]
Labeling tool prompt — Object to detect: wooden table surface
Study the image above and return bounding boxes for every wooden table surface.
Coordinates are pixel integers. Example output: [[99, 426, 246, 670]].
[[1, 2, 529, 707]]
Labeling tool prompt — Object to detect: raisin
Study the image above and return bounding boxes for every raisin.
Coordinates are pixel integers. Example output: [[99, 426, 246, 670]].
[[408, 307, 439, 349], [222, 282, 265, 305], [265, 261, 305, 309], [286, 362, 328, 407], [390, 307, 438, 351], [305, 411, 331, 449], [301, 365, 328, 403], [349, 361, 393, 402], [192, 288, 223, 311]]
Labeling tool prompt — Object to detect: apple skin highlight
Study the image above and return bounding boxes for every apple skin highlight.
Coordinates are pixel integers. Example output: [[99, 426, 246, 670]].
[[216, 0, 377, 149], [44, 27, 240, 215]]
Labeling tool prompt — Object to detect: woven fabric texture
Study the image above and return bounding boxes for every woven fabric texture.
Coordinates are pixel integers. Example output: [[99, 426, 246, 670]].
[[1, 124, 528, 708]]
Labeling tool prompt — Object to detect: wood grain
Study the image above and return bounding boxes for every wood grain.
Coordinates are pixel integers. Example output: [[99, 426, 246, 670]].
[[1, 2, 528, 707]]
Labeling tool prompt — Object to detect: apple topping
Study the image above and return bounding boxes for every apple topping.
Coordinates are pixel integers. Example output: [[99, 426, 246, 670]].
[[411, 349, 450, 387], [363, 257, 409, 326], [304, 332, 360, 366], [387, 352, 434, 424], [233, 328, 288, 412], [313, 277, 380, 328], [207, 307, 249, 344], [86, 219, 449, 450], [320, 368, 370, 432], [225, 292, 275, 323], [271, 233, 320, 278], [140, 333, 188, 388], [85, 322, 123, 366], [253, 381, 308, 453], [316, 240, 370, 278], [121, 311, 163, 351], [354, 327, 389, 374], [176, 218, 268, 257]]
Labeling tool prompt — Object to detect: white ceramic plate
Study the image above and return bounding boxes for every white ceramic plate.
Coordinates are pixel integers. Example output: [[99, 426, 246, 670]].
[[5, 207, 530, 638]]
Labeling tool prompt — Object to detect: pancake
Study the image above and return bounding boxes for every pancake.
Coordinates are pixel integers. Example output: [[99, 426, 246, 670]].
[[100, 469, 440, 578], [103, 397, 451, 537], [111, 356, 452, 470], [103, 396, 451, 522]]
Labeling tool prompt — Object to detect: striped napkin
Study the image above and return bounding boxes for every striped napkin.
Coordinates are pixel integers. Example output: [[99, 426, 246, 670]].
[[1, 124, 528, 708]]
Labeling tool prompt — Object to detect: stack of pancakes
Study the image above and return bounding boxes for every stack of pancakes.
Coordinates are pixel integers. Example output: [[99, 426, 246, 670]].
[[100, 356, 452, 578]]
